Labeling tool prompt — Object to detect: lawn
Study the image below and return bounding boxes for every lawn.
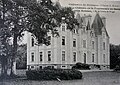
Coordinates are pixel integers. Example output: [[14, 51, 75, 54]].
[[0, 70, 120, 85]]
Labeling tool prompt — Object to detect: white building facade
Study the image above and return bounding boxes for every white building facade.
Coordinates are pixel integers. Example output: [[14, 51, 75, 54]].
[[27, 12, 110, 70]]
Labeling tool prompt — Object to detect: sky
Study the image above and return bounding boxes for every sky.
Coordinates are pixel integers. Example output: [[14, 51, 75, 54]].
[[23, 0, 120, 45], [57, 0, 120, 45]]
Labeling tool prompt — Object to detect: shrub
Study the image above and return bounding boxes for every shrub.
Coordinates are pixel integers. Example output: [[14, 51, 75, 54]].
[[72, 62, 90, 70], [114, 65, 120, 71], [26, 69, 82, 80]]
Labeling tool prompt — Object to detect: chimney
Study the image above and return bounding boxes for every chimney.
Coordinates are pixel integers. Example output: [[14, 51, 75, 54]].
[[102, 17, 106, 27]]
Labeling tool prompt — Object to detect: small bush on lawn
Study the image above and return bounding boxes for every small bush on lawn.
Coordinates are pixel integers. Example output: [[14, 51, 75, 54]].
[[26, 69, 82, 80], [114, 65, 120, 71], [72, 62, 90, 70]]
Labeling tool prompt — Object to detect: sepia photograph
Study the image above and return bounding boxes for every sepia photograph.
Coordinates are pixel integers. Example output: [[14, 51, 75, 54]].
[[0, 0, 120, 85]]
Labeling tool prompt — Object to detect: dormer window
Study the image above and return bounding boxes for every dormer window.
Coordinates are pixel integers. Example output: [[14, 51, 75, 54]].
[[73, 29, 77, 34], [62, 25, 65, 31], [103, 33, 105, 38], [83, 27, 86, 32], [74, 29, 75, 33], [90, 31, 94, 37]]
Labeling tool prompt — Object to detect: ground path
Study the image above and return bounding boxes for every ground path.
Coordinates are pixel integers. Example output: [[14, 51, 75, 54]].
[[0, 70, 120, 85]]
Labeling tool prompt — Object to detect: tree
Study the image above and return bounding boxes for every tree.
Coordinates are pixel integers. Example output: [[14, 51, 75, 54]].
[[0, 28, 11, 77], [16, 44, 27, 69], [0, 0, 78, 76], [0, 0, 12, 77], [110, 44, 120, 69], [25, 0, 78, 45], [8, 0, 27, 76]]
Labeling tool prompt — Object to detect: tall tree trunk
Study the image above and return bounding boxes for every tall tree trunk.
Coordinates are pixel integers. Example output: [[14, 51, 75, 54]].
[[10, 34, 17, 76], [0, 0, 8, 78], [1, 57, 8, 78], [4, 57, 8, 76], [1, 61, 4, 76]]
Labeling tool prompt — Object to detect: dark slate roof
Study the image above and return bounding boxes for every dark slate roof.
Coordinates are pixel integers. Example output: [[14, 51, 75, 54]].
[[76, 13, 81, 23], [104, 27, 110, 38], [76, 13, 82, 27], [92, 13, 104, 35], [55, 0, 62, 9]]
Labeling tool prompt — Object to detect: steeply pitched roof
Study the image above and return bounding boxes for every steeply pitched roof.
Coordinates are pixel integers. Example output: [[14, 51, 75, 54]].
[[55, 0, 62, 9], [76, 13, 81, 22], [92, 13, 104, 35], [104, 27, 110, 38], [76, 13, 82, 27], [86, 20, 90, 30]]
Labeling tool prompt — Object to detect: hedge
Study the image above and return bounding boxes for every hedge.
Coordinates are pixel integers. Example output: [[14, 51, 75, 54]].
[[26, 69, 82, 80], [72, 62, 90, 70]]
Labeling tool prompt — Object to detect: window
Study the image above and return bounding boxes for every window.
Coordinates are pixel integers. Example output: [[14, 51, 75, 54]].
[[92, 54, 94, 62], [31, 52, 34, 62], [90, 32, 94, 37], [51, 66, 54, 69], [40, 52, 43, 61], [92, 41, 94, 49], [73, 39, 76, 47], [31, 37, 34, 47], [73, 29, 76, 33], [48, 36, 51, 45], [83, 40, 86, 48], [103, 33, 105, 38], [48, 51, 51, 61], [73, 52, 76, 62], [83, 27, 86, 32], [31, 66, 34, 68], [103, 42, 105, 50], [48, 36, 51, 41], [84, 53, 86, 64], [62, 51, 65, 61], [62, 36, 65, 45], [62, 25, 65, 31], [39, 66, 42, 69], [81, 30, 83, 35], [62, 66, 66, 67], [103, 54, 105, 63], [47, 66, 54, 69]]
